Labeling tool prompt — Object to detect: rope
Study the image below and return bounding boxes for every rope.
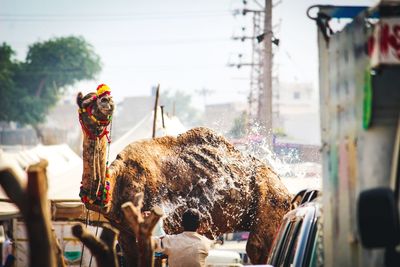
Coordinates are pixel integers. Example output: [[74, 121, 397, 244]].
[[88, 120, 113, 267], [88, 211, 102, 267], [92, 138, 97, 195], [107, 120, 112, 163], [79, 209, 90, 267], [94, 138, 102, 198]]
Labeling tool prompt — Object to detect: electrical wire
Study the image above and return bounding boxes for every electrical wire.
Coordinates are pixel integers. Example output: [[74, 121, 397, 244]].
[[0, 10, 232, 22]]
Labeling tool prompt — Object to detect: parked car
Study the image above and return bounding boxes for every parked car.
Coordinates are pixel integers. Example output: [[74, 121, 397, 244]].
[[206, 249, 243, 267], [210, 231, 250, 265], [266, 189, 323, 267]]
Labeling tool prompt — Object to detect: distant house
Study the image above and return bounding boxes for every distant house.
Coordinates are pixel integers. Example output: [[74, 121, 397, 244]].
[[0, 100, 79, 148], [274, 81, 321, 146]]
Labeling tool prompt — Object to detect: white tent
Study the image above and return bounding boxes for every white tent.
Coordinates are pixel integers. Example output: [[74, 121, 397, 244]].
[[0, 144, 83, 213], [110, 108, 186, 161]]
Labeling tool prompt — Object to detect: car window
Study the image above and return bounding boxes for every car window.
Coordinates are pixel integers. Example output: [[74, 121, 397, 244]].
[[308, 232, 318, 267], [276, 219, 303, 267], [283, 220, 303, 266], [308, 220, 324, 267], [268, 219, 292, 266], [302, 218, 318, 267]]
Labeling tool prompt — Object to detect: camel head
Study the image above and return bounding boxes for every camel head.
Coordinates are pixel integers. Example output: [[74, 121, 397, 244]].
[[76, 84, 114, 140]]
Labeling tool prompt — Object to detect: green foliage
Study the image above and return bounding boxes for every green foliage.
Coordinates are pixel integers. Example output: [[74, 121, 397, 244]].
[[0, 36, 101, 125], [273, 127, 287, 137], [229, 111, 248, 138], [160, 89, 202, 127], [0, 43, 18, 122]]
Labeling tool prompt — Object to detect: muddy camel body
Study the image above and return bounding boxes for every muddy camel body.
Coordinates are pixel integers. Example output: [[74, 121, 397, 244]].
[[77, 88, 292, 265]]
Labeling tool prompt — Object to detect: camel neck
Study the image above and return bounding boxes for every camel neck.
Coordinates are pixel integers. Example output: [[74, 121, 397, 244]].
[[81, 135, 108, 200]]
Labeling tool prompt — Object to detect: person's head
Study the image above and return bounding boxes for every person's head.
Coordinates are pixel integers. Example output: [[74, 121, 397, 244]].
[[182, 208, 201, 231]]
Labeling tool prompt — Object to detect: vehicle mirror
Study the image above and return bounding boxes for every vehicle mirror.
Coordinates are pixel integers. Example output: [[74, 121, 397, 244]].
[[357, 187, 400, 248], [216, 235, 224, 245]]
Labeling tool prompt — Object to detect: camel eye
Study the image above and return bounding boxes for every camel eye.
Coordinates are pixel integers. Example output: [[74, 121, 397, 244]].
[[101, 98, 108, 103]]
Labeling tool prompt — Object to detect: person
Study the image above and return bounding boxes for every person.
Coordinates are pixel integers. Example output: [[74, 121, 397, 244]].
[[153, 208, 214, 267], [2, 231, 14, 267]]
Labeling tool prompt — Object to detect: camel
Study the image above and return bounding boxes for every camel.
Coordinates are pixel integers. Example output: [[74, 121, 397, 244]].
[[76, 85, 292, 266]]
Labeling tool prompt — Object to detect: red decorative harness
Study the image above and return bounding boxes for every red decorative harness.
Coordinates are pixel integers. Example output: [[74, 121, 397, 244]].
[[78, 105, 112, 143]]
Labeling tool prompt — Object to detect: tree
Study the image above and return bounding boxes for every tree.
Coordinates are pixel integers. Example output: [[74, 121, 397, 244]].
[[229, 111, 248, 139], [0, 36, 101, 127], [0, 44, 19, 122], [160, 89, 202, 127]]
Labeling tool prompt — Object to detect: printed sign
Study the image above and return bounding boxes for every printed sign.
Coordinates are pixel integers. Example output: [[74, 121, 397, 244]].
[[368, 18, 400, 67]]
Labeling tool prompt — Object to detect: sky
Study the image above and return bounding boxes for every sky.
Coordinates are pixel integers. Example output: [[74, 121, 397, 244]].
[[1, 0, 378, 107]]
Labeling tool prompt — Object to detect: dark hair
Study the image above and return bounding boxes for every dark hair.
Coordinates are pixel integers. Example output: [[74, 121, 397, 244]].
[[182, 208, 201, 231]]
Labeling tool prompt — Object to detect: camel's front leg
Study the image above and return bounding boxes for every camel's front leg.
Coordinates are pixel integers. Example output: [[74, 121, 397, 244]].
[[245, 193, 289, 264], [246, 229, 270, 264]]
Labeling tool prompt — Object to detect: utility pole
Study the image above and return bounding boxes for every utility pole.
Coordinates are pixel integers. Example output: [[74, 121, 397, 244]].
[[258, 0, 273, 146], [230, 8, 263, 129], [230, 0, 274, 145], [252, 11, 264, 130]]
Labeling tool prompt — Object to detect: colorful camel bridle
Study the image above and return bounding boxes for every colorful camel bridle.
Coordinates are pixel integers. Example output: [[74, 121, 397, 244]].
[[78, 84, 112, 207], [78, 104, 112, 142]]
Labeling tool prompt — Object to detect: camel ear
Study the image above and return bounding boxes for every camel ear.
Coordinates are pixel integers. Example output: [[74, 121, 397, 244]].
[[76, 92, 83, 108], [81, 93, 96, 108]]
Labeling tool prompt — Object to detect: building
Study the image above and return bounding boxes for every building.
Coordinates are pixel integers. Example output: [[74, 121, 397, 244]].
[[274, 81, 321, 146]]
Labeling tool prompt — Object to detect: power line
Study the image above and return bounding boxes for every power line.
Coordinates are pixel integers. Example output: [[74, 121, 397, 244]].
[[93, 38, 232, 46], [6, 38, 232, 50], [0, 11, 233, 22], [0, 10, 231, 17]]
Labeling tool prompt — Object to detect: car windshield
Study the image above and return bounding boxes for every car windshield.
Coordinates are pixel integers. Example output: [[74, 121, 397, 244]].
[[224, 232, 249, 241]]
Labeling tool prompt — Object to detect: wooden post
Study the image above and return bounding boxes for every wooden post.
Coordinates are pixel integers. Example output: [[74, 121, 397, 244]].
[[72, 224, 119, 267], [121, 193, 164, 267], [160, 105, 165, 129], [26, 161, 57, 267], [152, 84, 160, 139], [0, 160, 57, 267]]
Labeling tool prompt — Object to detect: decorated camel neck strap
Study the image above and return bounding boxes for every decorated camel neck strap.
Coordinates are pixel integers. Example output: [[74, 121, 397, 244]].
[[78, 117, 112, 207], [79, 170, 111, 207]]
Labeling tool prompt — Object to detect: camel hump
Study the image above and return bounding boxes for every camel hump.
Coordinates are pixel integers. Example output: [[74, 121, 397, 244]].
[[177, 127, 235, 150]]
